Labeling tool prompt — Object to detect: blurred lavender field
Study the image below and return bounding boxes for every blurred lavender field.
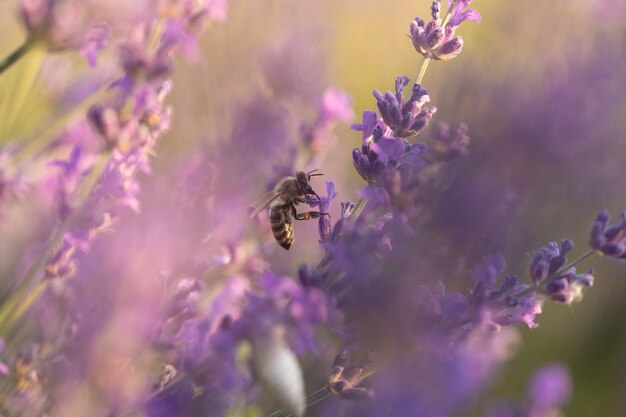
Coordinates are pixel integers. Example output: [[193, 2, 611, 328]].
[[1, 1, 626, 416]]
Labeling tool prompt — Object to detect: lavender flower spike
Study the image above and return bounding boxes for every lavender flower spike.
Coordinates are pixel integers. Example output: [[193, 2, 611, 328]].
[[351, 111, 410, 184], [409, 0, 480, 61], [372, 76, 436, 138]]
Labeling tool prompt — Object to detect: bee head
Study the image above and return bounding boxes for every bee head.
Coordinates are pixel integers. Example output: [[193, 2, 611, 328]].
[[296, 169, 323, 198]]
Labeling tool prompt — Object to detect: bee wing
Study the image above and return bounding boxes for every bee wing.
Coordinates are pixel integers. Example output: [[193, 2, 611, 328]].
[[248, 190, 282, 219]]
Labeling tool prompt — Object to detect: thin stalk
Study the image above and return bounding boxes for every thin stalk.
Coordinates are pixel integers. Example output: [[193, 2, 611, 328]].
[[441, 0, 459, 28], [0, 39, 33, 76], [416, 56, 431, 84]]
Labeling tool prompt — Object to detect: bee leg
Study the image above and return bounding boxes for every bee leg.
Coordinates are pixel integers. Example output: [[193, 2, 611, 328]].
[[294, 211, 327, 220], [291, 205, 328, 221]]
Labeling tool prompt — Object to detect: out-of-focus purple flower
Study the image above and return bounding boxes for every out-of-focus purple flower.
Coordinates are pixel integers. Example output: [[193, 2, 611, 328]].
[[527, 363, 572, 411], [205, 0, 229, 22], [589, 209, 626, 258], [373, 76, 436, 138], [240, 271, 341, 354], [482, 363, 571, 417], [19, 0, 110, 67], [324, 214, 393, 278], [427, 121, 470, 161], [301, 88, 353, 154], [473, 254, 506, 288], [414, 281, 469, 325], [113, 24, 174, 95], [319, 88, 354, 124], [49, 145, 95, 220], [409, 0, 480, 61]]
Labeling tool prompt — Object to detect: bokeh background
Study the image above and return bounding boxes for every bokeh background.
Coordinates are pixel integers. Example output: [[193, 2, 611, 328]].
[[1, 0, 626, 416]]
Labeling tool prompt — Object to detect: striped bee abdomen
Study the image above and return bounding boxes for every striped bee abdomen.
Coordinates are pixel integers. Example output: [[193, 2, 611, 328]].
[[269, 202, 294, 250]]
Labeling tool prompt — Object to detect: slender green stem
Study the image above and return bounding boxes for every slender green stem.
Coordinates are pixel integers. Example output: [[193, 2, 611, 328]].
[[441, 0, 459, 28], [0, 39, 33, 76], [511, 249, 596, 299], [416, 57, 431, 84]]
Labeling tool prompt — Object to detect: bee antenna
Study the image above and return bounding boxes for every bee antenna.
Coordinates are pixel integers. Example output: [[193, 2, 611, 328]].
[[309, 173, 323, 177]]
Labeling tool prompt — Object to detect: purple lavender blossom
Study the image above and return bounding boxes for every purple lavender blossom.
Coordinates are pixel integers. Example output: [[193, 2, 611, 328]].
[[528, 240, 573, 284], [471, 255, 543, 329], [409, 0, 480, 61], [372, 76, 436, 138], [528, 240, 594, 304], [351, 111, 424, 184], [589, 209, 626, 258]]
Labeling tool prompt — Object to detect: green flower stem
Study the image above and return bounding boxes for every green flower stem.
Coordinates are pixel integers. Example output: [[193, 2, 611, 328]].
[[0, 151, 112, 337], [441, 0, 459, 28], [511, 249, 596, 300], [0, 39, 34, 76], [416, 56, 431, 84], [0, 40, 45, 138]]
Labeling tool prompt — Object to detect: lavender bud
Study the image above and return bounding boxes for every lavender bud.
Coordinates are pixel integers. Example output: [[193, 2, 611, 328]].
[[434, 36, 464, 61], [588, 209, 626, 258], [431, 0, 442, 20]]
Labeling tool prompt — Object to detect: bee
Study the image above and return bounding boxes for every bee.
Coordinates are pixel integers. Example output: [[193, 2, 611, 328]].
[[249, 170, 325, 250]]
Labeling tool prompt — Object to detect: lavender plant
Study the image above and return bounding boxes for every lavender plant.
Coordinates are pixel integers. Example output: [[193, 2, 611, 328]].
[[0, 1, 625, 417]]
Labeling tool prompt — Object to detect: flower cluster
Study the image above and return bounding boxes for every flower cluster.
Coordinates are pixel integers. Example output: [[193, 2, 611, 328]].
[[0, 1, 624, 417], [409, 0, 480, 61]]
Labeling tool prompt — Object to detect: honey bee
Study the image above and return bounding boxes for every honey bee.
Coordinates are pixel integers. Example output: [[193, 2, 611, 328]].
[[249, 170, 325, 250]]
